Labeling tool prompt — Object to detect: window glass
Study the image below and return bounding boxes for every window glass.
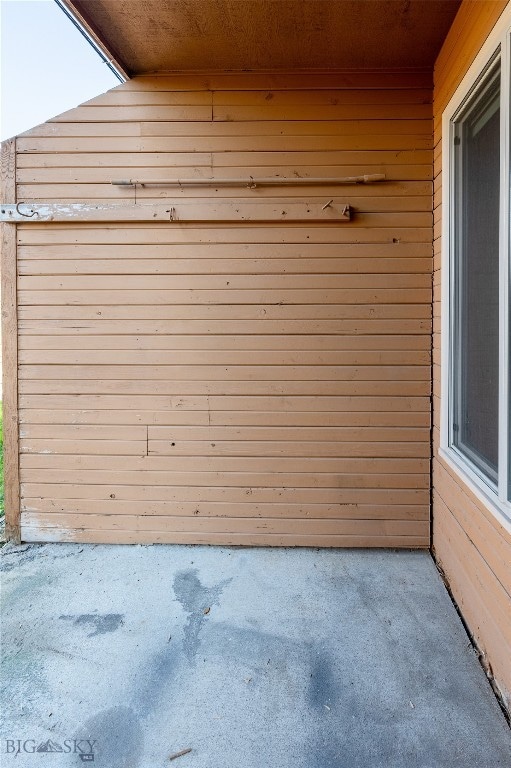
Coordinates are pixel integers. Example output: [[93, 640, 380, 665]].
[[453, 64, 501, 484]]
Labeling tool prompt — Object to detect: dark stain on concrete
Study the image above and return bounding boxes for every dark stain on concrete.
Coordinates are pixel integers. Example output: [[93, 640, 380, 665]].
[[205, 621, 301, 669], [308, 649, 338, 711], [60, 613, 124, 637], [0, 544, 45, 572], [75, 705, 143, 768], [131, 645, 180, 718], [1, 543, 87, 572], [309, 742, 345, 768], [173, 569, 231, 662]]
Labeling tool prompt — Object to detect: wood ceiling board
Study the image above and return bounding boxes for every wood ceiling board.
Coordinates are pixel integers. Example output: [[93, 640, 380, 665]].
[[65, 0, 462, 75]]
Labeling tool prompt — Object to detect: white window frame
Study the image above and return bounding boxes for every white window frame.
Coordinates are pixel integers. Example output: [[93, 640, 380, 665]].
[[440, 6, 511, 532]]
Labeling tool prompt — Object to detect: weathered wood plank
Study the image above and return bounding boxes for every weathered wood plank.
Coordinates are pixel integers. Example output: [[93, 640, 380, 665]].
[[19, 527, 429, 547], [18, 363, 431, 381], [18, 393, 430, 412], [119, 73, 433, 91], [17, 288, 432, 306], [20, 482, 429, 503], [19, 453, 429, 474], [1, 138, 20, 543], [1, 201, 351, 223], [15, 224, 434, 245], [18, 349, 430, 366], [19, 466, 429, 489], [18, 272, 429, 290], [18, 378, 431, 396], [21, 496, 428, 520], [16, 241, 431, 258], [18, 407, 430, 428], [18, 333, 431, 350], [17, 256, 433, 276], [20, 512, 429, 538]]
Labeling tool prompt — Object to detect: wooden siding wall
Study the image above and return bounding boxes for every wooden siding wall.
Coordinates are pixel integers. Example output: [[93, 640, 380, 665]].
[[433, 1, 511, 707], [15, 71, 433, 547]]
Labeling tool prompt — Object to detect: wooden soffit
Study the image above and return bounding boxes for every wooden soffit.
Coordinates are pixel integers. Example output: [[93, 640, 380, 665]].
[[63, 0, 461, 77]]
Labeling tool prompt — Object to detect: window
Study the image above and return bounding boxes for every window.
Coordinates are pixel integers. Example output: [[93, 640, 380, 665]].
[[452, 62, 500, 485], [442, 17, 511, 525]]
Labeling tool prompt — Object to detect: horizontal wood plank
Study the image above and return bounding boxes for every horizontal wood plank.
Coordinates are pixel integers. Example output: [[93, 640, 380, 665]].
[[21, 496, 428, 520], [20, 453, 429, 474], [18, 378, 431, 396], [19, 527, 429, 547]]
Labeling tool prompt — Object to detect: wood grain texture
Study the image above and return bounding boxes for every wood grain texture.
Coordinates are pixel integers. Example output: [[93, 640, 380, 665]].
[[15, 71, 432, 548], [1, 138, 20, 543], [433, 0, 511, 710], [61, 2, 459, 73], [1, 200, 352, 224]]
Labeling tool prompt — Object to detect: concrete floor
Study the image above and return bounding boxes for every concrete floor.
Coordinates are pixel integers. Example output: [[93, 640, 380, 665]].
[[1, 544, 510, 768]]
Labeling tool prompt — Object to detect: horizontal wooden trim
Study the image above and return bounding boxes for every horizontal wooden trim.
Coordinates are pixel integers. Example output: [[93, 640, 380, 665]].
[[19, 526, 430, 548], [18, 392, 430, 411], [212, 89, 433, 106], [19, 118, 433, 139], [18, 272, 430, 290], [18, 408, 429, 429], [21, 511, 429, 537], [82, 88, 432, 107], [21, 496, 428, 520], [1, 201, 351, 223], [20, 438, 429, 458], [14, 190, 433, 205], [17, 301, 432, 319], [19, 423, 428, 443], [15, 224, 434, 245], [20, 467, 429, 490], [46, 104, 432, 123], [148, 424, 428, 440], [18, 363, 431, 380], [18, 288, 432, 305], [16, 138, 435, 155], [20, 482, 429, 503], [14, 190, 432, 208], [145, 441, 429, 459], [51, 105, 213, 122], [18, 256, 433, 276], [17, 241, 432, 258], [20, 453, 429, 474], [18, 320, 431, 337], [17, 333, 431, 350], [18, 379, 431, 396], [17, 350, 430, 366], [212, 104, 432, 122], [119, 72, 433, 91]]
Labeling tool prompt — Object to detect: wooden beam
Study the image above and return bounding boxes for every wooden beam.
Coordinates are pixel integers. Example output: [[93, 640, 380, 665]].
[[1, 139, 20, 543], [0, 201, 351, 224]]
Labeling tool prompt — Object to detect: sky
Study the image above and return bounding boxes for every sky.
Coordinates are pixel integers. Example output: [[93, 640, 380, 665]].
[[0, 0, 120, 140]]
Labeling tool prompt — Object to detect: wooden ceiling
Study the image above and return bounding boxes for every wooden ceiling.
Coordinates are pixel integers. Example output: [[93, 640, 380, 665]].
[[65, 0, 461, 77]]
